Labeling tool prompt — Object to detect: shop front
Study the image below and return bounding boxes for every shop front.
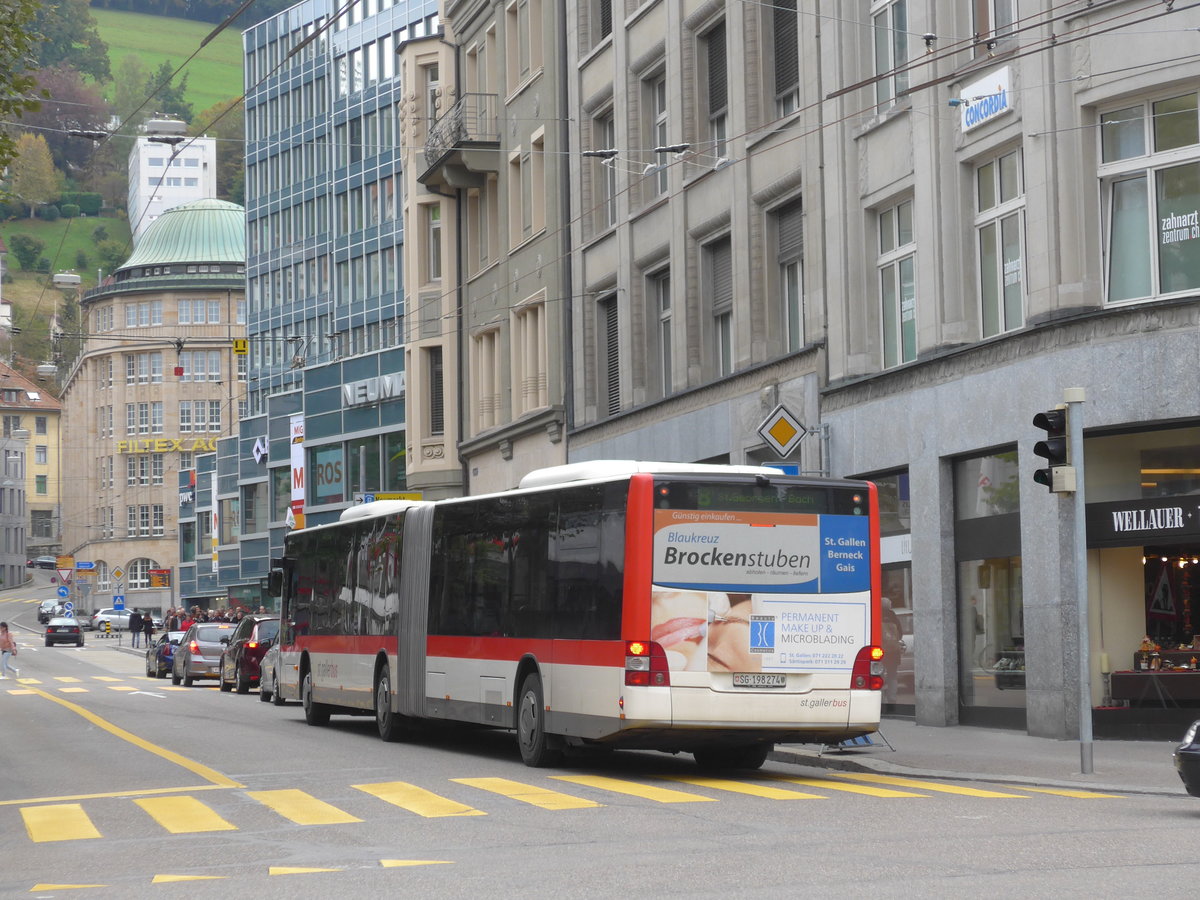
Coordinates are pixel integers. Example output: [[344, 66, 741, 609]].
[[1087, 426, 1200, 739]]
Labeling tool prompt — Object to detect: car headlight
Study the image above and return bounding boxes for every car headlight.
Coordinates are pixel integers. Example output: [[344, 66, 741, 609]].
[[1182, 720, 1200, 747]]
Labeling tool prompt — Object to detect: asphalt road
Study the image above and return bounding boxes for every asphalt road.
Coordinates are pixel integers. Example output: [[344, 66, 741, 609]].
[[2, 584, 1199, 899]]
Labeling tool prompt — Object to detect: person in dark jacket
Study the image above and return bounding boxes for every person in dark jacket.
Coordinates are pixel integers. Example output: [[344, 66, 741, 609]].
[[142, 612, 153, 646], [129, 610, 143, 647]]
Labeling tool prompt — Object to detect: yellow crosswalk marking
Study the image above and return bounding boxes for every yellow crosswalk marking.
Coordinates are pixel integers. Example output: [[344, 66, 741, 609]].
[[92, 676, 122, 682], [21, 803, 101, 842], [831, 772, 1028, 798], [60, 688, 88, 693], [270, 867, 342, 875], [453, 777, 601, 810], [770, 776, 927, 798], [135, 796, 238, 833], [153, 875, 227, 883], [381, 860, 454, 868], [108, 686, 138, 692], [1002, 785, 1123, 799], [551, 775, 716, 803], [247, 789, 364, 825], [54, 676, 82, 683], [30, 885, 108, 892], [662, 776, 826, 799], [353, 781, 485, 818]]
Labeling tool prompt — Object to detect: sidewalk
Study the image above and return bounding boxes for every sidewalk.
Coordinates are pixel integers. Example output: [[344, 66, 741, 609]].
[[774, 716, 1190, 796]]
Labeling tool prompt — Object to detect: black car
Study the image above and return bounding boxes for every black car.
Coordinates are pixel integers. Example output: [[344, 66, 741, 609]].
[[44, 617, 84, 647], [28, 556, 56, 569], [1175, 720, 1200, 796]]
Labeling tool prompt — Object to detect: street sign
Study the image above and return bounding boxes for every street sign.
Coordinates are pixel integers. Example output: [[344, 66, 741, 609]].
[[111, 566, 125, 581], [56, 568, 73, 585], [354, 491, 424, 503], [75, 561, 95, 570], [63, 601, 73, 615], [233, 338, 249, 355], [113, 594, 125, 610], [757, 404, 808, 457], [57, 585, 69, 598]]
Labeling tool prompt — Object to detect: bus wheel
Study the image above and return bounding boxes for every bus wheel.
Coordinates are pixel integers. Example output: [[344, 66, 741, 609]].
[[302, 669, 330, 725], [375, 668, 403, 742], [693, 743, 771, 771], [517, 673, 562, 767]]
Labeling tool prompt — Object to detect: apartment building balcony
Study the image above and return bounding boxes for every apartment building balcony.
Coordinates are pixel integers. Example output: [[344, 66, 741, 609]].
[[419, 93, 500, 191]]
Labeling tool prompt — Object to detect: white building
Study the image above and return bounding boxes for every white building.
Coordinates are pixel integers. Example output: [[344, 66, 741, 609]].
[[127, 134, 218, 244]]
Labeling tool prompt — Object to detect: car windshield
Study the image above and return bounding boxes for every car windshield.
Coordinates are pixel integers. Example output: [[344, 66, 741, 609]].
[[257, 621, 280, 642], [48, 618, 77, 625], [195, 624, 235, 642]]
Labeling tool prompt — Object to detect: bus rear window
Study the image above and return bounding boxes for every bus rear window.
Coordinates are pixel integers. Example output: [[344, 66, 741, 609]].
[[653, 479, 869, 516]]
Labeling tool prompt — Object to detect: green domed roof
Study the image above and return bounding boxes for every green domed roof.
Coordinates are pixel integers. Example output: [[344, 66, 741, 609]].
[[119, 199, 245, 271]]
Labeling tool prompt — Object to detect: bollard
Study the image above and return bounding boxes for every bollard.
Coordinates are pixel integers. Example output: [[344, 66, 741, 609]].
[[104, 621, 111, 638]]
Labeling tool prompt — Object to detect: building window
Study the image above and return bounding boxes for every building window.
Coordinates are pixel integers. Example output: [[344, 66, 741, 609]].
[[872, 0, 908, 108], [599, 295, 620, 416], [977, 149, 1025, 337], [505, 0, 542, 89], [973, 0, 1015, 56], [705, 237, 733, 377], [179, 401, 192, 433], [509, 146, 533, 243], [702, 20, 728, 157], [34, 416, 46, 435], [650, 269, 672, 397], [771, 0, 799, 116], [1100, 92, 1200, 303], [775, 199, 804, 351], [31, 509, 52, 538], [426, 203, 442, 281], [129, 558, 155, 589], [879, 198, 916, 368], [531, 131, 546, 234], [35, 445, 47, 465], [591, 0, 612, 46], [648, 73, 668, 197], [35, 474, 46, 494], [512, 298, 547, 416], [593, 112, 617, 230], [427, 346, 445, 436], [1, 415, 18, 437], [472, 329, 502, 433]]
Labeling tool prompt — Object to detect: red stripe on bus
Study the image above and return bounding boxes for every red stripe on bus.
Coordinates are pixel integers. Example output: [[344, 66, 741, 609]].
[[622, 473, 655, 642], [426, 635, 625, 667]]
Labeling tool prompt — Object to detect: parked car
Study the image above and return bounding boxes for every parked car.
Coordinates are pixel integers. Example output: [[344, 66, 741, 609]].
[[27, 556, 56, 569], [1175, 720, 1200, 796], [91, 608, 133, 632], [146, 630, 185, 678], [257, 643, 285, 705], [37, 600, 63, 625], [219, 615, 280, 694], [44, 617, 84, 647], [172, 622, 237, 686]]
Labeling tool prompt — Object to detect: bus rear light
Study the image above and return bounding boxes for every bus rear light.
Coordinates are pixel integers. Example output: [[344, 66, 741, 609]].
[[851, 646, 883, 691], [625, 640, 671, 687]]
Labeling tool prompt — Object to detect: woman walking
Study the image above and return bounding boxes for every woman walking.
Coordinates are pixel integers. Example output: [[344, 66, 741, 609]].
[[0, 621, 19, 679]]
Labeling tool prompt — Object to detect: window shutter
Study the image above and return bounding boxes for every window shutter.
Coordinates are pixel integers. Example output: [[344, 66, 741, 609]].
[[778, 199, 803, 263], [710, 238, 733, 312], [428, 346, 444, 435], [708, 21, 727, 113], [602, 298, 620, 416], [599, 0, 612, 38], [774, 0, 799, 97]]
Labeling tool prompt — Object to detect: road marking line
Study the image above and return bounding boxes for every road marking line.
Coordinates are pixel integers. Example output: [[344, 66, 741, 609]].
[[768, 776, 928, 798], [54, 676, 82, 683], [1001, 785, 1124, 799], [0, 784, 229, 807], [247, 789, 364, 825], [661, 776, 827, 799], [17, 688, 243, 788], [21, 803, 101, 842], [30, 885, 109, 892], [135, 796, 237, 833], [60, 688, 88, 693], [550, 775, 716, 803], [92, 676, 122, 682], [152, 875, 227, 883], [380, 860, 454, 868], [831, 772, 1028, 798], [353, 781, 486, 818], [270, 867, 343, 875], [108, 685, 138, 692], [453, 777, 601, 810]]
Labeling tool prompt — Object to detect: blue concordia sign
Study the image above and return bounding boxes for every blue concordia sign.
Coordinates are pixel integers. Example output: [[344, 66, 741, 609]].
[[959, 66, 1012, 133]]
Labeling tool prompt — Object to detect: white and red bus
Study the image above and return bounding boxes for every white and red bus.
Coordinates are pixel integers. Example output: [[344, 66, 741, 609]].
[[270, 461, 883, 768]]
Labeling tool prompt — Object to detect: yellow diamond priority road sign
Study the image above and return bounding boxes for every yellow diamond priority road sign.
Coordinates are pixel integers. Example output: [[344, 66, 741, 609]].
[[757, 404, 808, 457]]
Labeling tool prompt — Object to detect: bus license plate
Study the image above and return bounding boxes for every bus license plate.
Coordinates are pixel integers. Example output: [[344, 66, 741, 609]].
[[733, 673, 786, 688]]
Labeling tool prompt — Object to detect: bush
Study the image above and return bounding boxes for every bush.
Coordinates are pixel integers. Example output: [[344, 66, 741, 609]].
[[74, 250, 89, 270], [58, 192, 103, 217], [36, 205, 60, 222], [8, 233, 44, 270], [92, 224, 109, 243], [60, 204, 80, 218], [36, 256, 51, 273], [0, 201, 14, 220]]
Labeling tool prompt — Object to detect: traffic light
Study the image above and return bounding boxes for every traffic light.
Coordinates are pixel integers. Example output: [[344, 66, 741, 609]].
[[1032, 407, 1075, 492]]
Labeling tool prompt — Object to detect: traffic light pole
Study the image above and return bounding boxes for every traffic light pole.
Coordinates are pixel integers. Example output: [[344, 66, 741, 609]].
[[1065, 387, 1092, 775]]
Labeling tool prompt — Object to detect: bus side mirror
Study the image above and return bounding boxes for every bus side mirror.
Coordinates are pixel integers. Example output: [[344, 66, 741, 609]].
[[267, 566, 284, 597]]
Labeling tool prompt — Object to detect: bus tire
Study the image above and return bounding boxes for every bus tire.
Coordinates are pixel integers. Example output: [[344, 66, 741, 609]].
[[271, 668, 286, 706], [516, 673, 562, 767], [375, 668, 403, 742], [693, 743, 771, 771], [302, 669, 329, 725]]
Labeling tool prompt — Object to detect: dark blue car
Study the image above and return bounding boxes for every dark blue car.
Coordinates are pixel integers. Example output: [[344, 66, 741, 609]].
[[145, 630, 185, 678]]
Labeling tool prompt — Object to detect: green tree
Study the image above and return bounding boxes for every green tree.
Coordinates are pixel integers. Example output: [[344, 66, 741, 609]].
[[34, 0, 110, 81], [111, 54, 149, 131], [9, 134, 59, 214], [95, 239, 127, 275], [192, 97, 244, 204], [8, 234, 45, 270], [146, 60, 192, 123], [0, 0, 42, 174]]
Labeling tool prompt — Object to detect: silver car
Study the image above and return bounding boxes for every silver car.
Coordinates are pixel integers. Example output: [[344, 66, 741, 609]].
[[257, 643, 287, 706], [171, 622, 237, 686]]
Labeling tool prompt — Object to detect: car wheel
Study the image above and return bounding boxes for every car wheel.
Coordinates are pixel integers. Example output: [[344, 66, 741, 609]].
[[271, 668, 286, 706], [77, 639, 84, 647], [235, 664, 250, 695], [302, 669, 329, 725], [259, 683, 271, 703], [183, 672, 194, 687], [171, 669, 181, 686], [516, 672, 562, 768], [219, 671, 232, 692], [44, 639, 51, 647]]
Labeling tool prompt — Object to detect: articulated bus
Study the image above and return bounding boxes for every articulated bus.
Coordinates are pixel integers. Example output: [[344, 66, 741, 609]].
[[270, 461, 882, 768]]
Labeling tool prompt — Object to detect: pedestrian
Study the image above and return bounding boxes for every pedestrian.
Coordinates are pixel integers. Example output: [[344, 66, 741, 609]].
[[142, 612, 153, 647], [0, 621, 19, 679], [129, 610, 143, 648]]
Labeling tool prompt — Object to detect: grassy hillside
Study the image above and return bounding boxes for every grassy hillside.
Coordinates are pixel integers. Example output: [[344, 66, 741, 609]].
[[91, 8, 245, 115]]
